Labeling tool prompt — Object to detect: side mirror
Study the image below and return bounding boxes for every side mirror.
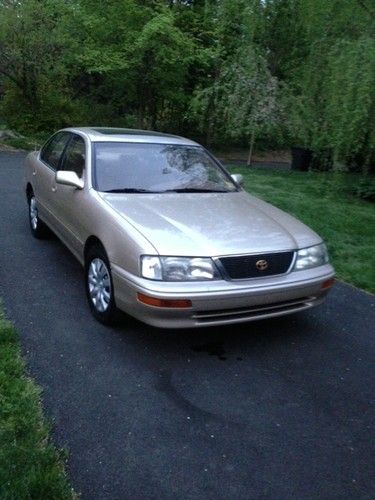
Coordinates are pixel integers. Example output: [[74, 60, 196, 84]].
[[231, 173, 244, 186], [56, 171, 84, 190]]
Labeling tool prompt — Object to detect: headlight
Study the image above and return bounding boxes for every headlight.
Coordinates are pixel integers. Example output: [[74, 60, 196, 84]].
[[141, 256, 221, 281], [293, 243, 329, 271]]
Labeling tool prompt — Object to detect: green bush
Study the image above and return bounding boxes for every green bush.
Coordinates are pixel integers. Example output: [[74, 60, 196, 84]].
[[351, 176, 375, 202]]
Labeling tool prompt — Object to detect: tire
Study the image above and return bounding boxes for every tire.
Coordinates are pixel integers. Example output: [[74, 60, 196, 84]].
[[28, 193, 50, 239], [85, 244, 118, 325]]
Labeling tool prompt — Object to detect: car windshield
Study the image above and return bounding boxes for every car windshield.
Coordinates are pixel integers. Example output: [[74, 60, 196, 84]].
[[93, 142, 238, 193]]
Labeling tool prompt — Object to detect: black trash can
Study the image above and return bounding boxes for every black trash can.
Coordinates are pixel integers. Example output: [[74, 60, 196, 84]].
[[291, 146, 313, 171]]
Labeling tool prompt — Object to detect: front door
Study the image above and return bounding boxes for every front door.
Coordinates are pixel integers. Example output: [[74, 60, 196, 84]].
[[36, 132, 71, 228], [50, 134, 88, 258]]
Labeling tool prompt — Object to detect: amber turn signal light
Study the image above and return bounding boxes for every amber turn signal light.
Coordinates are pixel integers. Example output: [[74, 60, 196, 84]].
[[137, 293, 192, 308], [321, 278, 335, 289]]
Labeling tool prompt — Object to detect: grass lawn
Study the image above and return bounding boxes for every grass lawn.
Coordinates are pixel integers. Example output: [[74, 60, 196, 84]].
[[229, 166, 375, 294], [0, 307, 73, 499]]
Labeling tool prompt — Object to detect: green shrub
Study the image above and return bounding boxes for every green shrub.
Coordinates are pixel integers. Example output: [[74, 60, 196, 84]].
[[351, 176, 375, 202]]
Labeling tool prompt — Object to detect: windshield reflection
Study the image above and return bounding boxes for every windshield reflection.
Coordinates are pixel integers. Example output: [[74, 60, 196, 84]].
[[94, 143, 237, 193]]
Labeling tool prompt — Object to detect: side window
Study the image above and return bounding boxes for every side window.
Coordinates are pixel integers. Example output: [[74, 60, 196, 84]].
[[60, 135, 86, 178], [40, 132, 70, 170]]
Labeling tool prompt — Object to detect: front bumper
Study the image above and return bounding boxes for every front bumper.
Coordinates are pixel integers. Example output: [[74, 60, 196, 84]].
[[111, 263, 335, 328]]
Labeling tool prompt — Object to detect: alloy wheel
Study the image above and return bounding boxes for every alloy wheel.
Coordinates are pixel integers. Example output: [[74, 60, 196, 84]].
[[88, 258, 112, 312], [29, 196, 38, 230]]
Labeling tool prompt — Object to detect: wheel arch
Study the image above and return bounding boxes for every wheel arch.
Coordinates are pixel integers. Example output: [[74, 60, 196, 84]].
[[26, 183, 33, 201], [84, 236, 107, 262]]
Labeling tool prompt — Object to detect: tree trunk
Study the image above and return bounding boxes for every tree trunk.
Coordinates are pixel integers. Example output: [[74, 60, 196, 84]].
[[247, 131, 255, 167]]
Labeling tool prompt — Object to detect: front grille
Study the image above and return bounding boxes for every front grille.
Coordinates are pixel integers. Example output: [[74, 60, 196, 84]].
[[218, 251, 294, 279]]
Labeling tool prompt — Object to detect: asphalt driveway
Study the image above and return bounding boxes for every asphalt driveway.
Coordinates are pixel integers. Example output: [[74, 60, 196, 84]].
[[0, 151, 374, 499]]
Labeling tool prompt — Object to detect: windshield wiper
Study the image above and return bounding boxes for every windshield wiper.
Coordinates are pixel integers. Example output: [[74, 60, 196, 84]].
[[102, 188, 163, 193], [163, 188, 233, 193], [103, 187, 236, 194]]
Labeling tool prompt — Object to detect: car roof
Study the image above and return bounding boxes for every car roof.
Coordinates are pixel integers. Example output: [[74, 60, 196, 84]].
[[62, 127, 199, 146]]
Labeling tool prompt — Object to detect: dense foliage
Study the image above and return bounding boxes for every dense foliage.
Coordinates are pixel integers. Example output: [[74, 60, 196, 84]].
[[0, 0, 374, 170]]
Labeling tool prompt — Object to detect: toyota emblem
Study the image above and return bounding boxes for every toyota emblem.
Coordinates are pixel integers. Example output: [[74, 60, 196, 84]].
[[256, 259, 268, 271]]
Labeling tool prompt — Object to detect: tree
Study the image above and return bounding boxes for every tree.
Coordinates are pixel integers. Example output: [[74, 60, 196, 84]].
[[225, 49, 281, 165], [130, 11, 194, 129], [267, 0, 375, 170], [324, 36, 375, 171], [189, 0, 267, 146], [61, 1, 194, 130], [0, 0, 73, 132]]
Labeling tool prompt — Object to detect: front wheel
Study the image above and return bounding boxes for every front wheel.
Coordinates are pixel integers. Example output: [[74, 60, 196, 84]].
[[85, 245, 118, 324], [28, 194, 49, 238]]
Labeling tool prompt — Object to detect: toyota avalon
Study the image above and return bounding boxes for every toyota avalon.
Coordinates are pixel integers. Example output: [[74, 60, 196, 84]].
[[24, 128, 335, 328]]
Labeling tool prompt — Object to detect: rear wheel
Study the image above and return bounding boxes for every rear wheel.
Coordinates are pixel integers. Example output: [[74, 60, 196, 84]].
[[28, 193, 49, 238], [85, 244, 118, 324]]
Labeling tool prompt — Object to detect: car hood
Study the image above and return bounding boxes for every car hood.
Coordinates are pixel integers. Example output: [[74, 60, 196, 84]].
[[100, 191, 322, 256]]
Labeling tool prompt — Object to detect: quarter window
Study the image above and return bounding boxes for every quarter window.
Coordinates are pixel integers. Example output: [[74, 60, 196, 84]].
[[40, 132, 70, 170], [60, 135, 86, 178]]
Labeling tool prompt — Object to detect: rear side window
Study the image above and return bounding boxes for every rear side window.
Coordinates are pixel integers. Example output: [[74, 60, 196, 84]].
[[60, 135, 86, 178], [40, 132, 70, 170]]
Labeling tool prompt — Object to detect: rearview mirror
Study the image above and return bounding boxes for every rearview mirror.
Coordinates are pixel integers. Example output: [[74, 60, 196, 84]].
[[56, 171, 84, 190], [231, 174, 244, 186]]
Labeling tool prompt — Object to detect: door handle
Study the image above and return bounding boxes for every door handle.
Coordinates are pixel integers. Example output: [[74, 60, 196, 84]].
[[32, 169, 37, 176], [52, 186, 57, 192]]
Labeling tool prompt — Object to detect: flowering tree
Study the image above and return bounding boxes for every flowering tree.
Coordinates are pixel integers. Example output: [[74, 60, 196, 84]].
[[224, 49, 281, 165], [191, 47, 281, 164]]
